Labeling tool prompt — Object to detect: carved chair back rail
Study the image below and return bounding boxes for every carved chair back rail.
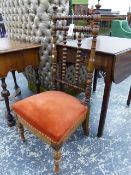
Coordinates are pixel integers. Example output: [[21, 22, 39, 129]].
[[53, 14, 100, 21]]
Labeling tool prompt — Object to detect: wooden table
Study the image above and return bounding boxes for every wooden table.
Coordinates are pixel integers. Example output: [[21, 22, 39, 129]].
[[0, 38, 41, 127], [57, 36, 131, 137]]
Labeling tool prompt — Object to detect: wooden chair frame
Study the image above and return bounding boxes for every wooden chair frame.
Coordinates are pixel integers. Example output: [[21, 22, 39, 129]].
[[14, 5, 100, 174]]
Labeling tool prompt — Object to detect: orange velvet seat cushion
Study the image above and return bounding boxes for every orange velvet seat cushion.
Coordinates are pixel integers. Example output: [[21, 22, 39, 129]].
[[12, 91, 87, 144]]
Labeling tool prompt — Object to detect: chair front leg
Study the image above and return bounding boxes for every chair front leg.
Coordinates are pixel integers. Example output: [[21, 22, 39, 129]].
[[17, 120, 26, 142], [82, 111, 90, 136], [53, 150, 61, 175]]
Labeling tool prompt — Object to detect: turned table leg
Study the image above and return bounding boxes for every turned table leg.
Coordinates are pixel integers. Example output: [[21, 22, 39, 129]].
[[1, 78, 15, 127], [11, 70, 21, 96]]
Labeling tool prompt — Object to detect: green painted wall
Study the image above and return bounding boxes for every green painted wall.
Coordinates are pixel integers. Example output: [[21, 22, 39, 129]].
[[70, 0, 88, 15], [72, 0, 88, 4]]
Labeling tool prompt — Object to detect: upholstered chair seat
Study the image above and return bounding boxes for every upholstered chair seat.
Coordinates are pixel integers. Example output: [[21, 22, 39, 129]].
[[13, 91, 87, 144]]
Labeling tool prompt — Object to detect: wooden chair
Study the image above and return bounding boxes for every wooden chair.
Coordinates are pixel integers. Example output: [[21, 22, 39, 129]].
[[12, 6, 100, 174]]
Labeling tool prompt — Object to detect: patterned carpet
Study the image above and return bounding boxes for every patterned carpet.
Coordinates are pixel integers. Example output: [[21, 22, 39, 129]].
[[0, 72, 131, 175]]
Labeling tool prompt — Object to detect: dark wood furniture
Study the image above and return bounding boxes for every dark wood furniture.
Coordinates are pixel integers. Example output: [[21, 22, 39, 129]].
[[0, 38, 41, 127], [12, 6, 100, 174], [127, 86, 131, 106], [57, 36, 131, 137]]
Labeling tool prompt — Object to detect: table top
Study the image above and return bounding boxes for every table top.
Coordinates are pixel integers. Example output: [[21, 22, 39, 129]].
[[58, 36, 131, 55], [0, 38, 41, 54]]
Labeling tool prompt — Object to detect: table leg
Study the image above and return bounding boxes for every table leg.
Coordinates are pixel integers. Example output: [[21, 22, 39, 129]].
[[127, 87, 131, 106], [35, 68, 41, 93], [1, 78, 15, 127], [11, 70, 21, 96], [97, 73, 112, 137], [93, 69, 98, 92]]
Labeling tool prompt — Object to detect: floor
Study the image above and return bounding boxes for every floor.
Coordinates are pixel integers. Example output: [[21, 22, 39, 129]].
[[0, 72, 131, 175]]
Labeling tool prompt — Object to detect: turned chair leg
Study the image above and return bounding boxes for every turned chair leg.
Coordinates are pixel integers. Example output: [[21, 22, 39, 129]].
[[53, 150, 61, 175], [82, 112, 89, 136], [17, 120, 26, 142]]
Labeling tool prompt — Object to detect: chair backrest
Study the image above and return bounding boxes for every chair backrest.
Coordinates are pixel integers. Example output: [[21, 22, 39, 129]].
[[52, 5, 100, 106], [121, 20, 131, 33]]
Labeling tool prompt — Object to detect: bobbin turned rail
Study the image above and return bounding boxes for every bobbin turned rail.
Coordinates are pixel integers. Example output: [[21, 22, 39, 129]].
[[53, 14, 101, 21]]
